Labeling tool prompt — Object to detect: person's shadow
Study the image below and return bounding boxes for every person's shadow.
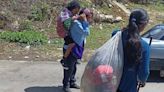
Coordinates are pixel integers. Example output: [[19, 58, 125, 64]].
[[25, 86, 64, 92]]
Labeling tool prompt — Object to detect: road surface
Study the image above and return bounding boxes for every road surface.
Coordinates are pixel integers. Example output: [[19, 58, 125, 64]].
[[0, 60, 163, 92]]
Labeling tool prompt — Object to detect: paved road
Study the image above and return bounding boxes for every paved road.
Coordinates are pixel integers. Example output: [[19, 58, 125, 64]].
[[0, 60, 164, 92], [139, 70, 164, 92]]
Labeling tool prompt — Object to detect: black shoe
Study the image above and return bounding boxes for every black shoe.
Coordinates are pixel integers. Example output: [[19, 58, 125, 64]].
[[63, 87, 71, 92], [70, 84, 80, 89]]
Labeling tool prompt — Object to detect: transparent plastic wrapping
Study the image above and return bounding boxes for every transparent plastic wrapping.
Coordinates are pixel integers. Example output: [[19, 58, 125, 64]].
[[81, 32, 124, 92]]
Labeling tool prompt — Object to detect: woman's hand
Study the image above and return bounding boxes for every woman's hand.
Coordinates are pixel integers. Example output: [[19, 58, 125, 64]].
[[72, 15, 79, 20], [80, 13, 87, 21], [138, 82, 146, 87]]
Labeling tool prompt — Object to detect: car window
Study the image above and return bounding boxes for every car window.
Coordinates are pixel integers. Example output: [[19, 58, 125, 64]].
[[142, 29, 161, 38], [160, 36, 164, 40], [142, 25, 164, 39], [150, 29, 162, 36], [145, 28, 163, 39]]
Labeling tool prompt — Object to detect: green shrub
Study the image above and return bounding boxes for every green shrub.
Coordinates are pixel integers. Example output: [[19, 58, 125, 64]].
[[30, 2, 49, 21], [0, 31, 48, 45]]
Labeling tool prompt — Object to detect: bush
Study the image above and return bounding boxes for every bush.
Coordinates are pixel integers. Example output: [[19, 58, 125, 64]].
[[0, 31, 48, 45], [30, 2, 49, 21]]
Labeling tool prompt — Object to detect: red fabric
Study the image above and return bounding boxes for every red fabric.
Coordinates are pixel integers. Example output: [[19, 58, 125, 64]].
[[91, 65, 113, 85], [56, 17, 67, 38]]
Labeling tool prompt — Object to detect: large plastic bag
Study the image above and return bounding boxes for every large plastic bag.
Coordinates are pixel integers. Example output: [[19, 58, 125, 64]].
[[81, 31, 124, 92]]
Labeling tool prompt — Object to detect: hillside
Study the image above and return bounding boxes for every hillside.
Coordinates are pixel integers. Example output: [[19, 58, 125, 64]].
[[0, 0, 163, 61]]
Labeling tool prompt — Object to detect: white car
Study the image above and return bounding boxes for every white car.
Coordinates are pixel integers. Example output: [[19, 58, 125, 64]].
[[142, 24, 164, 77]]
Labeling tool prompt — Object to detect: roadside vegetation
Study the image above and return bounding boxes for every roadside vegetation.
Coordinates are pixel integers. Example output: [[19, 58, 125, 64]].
[[0, 0, 163, 60]]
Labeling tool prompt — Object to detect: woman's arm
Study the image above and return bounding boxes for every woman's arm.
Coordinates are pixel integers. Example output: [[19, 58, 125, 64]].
[[72, 20, 90, 35], [138, 40, 150, 82]]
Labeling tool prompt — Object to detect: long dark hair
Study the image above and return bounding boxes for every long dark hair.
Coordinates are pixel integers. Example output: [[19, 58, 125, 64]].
[[125, 8, 149, 64]]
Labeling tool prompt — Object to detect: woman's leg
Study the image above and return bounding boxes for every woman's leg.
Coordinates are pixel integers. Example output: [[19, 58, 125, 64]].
[[62, 53, 76, 88], [63, 43, 75, 58], [70, 61, 77, 85]]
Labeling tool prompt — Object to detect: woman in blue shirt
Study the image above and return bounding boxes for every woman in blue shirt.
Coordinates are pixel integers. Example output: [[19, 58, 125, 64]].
[[117, 8, 150, 92], [62, 8, 93, 92]]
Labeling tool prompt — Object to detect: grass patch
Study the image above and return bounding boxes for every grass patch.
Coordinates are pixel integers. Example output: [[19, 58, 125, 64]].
[[50, 38, 64, 48], [97, 6, 113, 14], [0, 31, 48, 45], [128, 3, 164, 12], [78, 0, 91, 7], [86, 22, 125, 49], [19, 20, 35, 31]]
